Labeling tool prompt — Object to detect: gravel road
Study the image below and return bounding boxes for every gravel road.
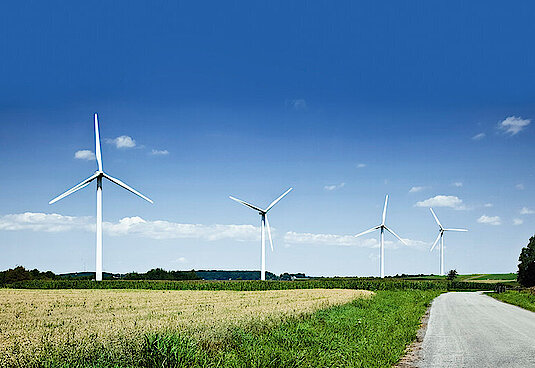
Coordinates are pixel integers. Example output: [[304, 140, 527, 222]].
[[418, 291, 535, 368]]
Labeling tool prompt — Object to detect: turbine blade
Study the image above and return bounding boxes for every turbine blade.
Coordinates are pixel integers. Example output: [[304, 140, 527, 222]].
[[229, 196, 264, 212], [384, 226, 407, 245], [382, 195, 389, 224], [94, 113, 102, 172], [103, 173, 153, 203], [265, 187, 293, 212], [49, 173, 98, 204], [444, 228, 468, 232], [265, 215, 274, 252], [430, 232, 441, 251], [429, 208, 442, 229], [355, 226, 380, 238]]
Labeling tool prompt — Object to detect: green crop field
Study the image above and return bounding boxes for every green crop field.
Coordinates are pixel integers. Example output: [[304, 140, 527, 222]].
[[3, 277, 491, 292]]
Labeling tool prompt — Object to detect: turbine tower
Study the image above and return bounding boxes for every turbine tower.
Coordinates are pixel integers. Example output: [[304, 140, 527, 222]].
[[429, 208, 467, 276], [49, 114, 153, 281], [229, 188, 293, 281], [355, 195, 407, 278]]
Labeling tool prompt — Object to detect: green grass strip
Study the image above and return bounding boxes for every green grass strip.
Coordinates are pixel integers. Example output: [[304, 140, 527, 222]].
[[489, 290, 535, 313], [135, 290, 440, 368]]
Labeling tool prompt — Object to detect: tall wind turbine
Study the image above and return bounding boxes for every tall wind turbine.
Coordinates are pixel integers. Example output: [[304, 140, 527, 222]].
[[49, 114, 153, 281], [429, 208, 467, 276], [355, 195, 407, 278], [229, 188, 293, 281]]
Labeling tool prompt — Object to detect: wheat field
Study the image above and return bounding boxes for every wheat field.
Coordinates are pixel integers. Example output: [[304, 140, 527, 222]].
[[0, 288, 371, 366]]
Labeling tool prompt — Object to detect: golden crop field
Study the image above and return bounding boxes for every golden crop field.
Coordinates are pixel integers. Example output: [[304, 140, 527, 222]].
[[0, 288, 371, 367]]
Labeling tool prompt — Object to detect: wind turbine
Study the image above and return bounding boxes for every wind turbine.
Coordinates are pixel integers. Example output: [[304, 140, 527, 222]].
[[229, 188, 293, 281], [355, 195, 407, 278], [429, 208, 467, 276], [49, 113, 153, 281]]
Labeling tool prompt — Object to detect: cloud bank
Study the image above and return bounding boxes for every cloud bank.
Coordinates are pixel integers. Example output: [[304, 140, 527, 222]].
[[0, 212, 258, 241]]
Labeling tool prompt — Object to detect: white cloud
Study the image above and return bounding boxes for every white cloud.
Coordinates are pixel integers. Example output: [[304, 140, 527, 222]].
[[103, 217, 259, 241], [513, 218, 524, 226], [284, 231, 427, 250], [324, 182, 345, 191], [516, 184, 525, 190], [356, 163, 366, 168], [107, 135, 136, 148], [415, 195, 466, 210], [472, 133, 486, 140], [284, 231, 378, 248], [0, 212, 93, 232], [173, 257, 187, 263], [477, 215, 501, 226], [150, 149, 169, 156], [520, 207, 535, 215], [409, 186, 426, 193], [452, 182, 463, 187], [484, 203, 493, 208], [498, 116, 531, 135], [74, 150, 95, 161], [0, 212, 260, 242]]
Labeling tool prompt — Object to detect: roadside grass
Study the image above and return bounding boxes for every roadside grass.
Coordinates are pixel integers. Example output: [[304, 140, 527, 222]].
[[489, 290, 535, 313], [134, 290, 442, 368], [0, 289, 440, 367]]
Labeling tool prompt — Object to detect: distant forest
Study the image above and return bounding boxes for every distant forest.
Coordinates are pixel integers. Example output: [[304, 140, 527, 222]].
[[0, 266, 309, 284]]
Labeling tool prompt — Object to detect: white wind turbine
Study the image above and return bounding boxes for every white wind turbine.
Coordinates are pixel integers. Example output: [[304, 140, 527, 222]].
[[229, 188, 293, 281], [49, 113, 153, 281], [355, 195, 407, 278], [429, 208, 467, 276]]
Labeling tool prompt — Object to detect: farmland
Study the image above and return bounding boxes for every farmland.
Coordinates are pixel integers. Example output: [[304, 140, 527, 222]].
[[0, 288, 370, 367], [0, 284, 443, 367], [0, 277, 486, 367]]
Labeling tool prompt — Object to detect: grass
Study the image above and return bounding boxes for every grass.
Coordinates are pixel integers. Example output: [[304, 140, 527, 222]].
[[0, 287, 441, 367], [489, 290, 535, 313]]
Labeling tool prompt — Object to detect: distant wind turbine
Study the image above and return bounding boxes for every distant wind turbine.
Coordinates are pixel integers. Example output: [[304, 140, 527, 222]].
[[429, 208, 467, 276], [355, 195, 407, 278], [229, 188, 293, 281], [49, 114, 153, 281]]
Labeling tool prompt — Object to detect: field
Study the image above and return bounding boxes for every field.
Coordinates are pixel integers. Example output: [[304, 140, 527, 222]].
[[1, 288, 368, 367], [0, 278, 482, 367], [489, 290, 535, 312], [3, 277, 491, 291], [402, 273, 518, 285], [459, 273, 518, 283]]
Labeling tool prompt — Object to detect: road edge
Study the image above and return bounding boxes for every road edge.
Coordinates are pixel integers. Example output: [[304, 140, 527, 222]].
[[394, 294, 437, 368]]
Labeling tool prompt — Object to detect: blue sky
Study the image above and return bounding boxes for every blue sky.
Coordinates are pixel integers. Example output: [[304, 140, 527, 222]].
[[1, 1, 534, 276]]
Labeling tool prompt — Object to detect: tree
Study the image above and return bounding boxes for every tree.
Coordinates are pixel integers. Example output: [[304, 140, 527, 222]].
[[447, 269, 458, 281], [518, 235, 535, 287]]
